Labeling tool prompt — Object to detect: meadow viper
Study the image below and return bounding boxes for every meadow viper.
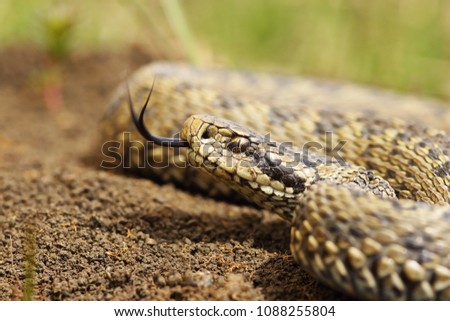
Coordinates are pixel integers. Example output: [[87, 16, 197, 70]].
[[101, 62, 450, 300]]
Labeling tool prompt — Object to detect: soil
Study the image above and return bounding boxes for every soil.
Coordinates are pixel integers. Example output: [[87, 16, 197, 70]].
[[0, 46, 348, 300]]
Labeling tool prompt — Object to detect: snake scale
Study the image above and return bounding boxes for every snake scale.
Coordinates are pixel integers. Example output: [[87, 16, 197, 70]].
[[101, 62, 450, 300]]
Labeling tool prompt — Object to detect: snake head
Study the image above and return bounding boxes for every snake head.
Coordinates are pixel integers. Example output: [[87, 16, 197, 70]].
[[181, 114, 315, 219]]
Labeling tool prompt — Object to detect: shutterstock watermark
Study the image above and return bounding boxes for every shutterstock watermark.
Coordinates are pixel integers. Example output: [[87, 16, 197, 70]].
[[100, 131, 347, 170]]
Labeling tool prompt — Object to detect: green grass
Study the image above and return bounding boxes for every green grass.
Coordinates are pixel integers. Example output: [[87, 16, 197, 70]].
[[182, 0, 450, 99], [0, 0, 448, 99]]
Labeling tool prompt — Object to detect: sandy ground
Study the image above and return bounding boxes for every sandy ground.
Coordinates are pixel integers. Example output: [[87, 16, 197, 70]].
[[0, 47, 347, 300]]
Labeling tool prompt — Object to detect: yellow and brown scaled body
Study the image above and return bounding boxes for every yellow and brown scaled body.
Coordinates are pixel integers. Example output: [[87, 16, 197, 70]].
[[101, 62, 450, 300]]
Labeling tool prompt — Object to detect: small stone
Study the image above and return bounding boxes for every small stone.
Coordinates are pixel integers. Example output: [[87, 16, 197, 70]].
[[154, 275, 166, 286], [146, 238, 157, 245]]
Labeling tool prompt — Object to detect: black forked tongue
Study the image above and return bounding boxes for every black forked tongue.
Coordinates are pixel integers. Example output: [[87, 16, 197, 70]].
[[128, 80, 190, 148]]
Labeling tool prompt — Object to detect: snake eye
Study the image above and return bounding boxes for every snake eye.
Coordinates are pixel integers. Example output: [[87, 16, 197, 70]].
[[227, 137, 251, 154]]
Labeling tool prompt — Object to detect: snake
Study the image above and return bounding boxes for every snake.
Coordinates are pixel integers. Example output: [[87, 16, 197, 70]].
[[101, 62, 450, 300]]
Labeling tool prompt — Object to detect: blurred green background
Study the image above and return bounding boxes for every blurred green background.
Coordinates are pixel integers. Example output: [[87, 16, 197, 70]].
[[1, 0, 449, 100]]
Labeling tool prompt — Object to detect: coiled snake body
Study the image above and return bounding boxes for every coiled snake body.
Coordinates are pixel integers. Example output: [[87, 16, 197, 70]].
[[101, 62, 450, 300]]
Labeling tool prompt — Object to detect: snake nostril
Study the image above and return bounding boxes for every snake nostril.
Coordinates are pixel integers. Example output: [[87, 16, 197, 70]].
[[201, 131, 209, 139]]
